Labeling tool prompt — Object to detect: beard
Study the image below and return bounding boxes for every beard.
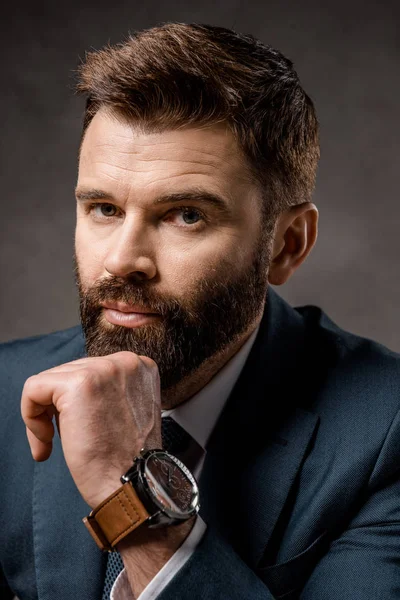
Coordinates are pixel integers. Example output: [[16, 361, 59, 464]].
[[74, 230, 271, 394]]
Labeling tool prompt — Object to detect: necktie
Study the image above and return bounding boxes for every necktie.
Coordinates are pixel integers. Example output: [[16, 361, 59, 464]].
[[101, 417, 202, 599]]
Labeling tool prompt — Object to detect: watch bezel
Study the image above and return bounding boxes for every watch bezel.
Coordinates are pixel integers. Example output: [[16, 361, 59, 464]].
[[121, 449, 200, 526]]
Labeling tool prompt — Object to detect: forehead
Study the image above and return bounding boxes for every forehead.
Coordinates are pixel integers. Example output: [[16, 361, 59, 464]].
[[78, 110, 256, 199]]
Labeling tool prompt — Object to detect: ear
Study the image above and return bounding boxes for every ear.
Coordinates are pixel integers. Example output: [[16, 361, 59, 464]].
[[268, 202, 318, 286]]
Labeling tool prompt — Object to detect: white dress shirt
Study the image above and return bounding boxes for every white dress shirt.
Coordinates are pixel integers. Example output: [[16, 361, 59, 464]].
[[111, 323, 260, 599]]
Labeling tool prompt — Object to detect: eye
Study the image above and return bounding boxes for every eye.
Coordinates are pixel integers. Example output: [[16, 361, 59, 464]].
[[166, 207, 206, 229], [87, 203, 119, 219]]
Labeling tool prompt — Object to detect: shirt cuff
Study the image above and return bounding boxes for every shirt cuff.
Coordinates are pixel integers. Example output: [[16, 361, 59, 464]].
[[110, 515, 207, 600]]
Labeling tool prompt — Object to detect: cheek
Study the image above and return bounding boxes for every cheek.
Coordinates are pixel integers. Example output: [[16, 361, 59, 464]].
[[158, 237, 242, 290], [75, 230, 106, 285]]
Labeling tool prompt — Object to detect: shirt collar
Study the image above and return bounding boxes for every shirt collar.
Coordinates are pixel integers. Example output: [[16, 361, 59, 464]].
[[162, 323, 260, 450]]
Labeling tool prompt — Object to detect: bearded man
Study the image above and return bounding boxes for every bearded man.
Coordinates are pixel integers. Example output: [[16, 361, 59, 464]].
[[1, 22, 400, 600]]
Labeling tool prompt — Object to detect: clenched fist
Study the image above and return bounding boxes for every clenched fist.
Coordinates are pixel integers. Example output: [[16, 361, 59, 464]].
[[20, 351, 162, 509]]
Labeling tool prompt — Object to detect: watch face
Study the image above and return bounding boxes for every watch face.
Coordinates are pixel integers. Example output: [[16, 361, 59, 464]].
[[143, 451, 199, 518]]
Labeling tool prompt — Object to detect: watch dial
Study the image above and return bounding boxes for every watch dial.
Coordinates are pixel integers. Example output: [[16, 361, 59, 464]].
[[144, 452, 197, 516]]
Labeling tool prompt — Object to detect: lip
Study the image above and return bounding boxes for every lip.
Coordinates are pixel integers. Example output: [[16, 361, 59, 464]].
[[103, 308, 161, 328], [101, 302, 159, 314]]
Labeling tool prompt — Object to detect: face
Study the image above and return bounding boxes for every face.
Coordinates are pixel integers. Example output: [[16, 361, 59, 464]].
[[75, 109, 273, 395]]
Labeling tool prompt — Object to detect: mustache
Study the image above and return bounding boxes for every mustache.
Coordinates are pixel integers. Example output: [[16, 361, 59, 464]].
[[79, 276, 197, 320]]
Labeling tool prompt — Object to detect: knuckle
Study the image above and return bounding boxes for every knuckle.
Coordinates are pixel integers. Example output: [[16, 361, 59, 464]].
[[119, 351, 140, 367], [23, 375, 39, 392], [100, 358, 120, 377], [140, 356, 158, 370], [74, 369, 97, 391], [74, 359, 119, 390]]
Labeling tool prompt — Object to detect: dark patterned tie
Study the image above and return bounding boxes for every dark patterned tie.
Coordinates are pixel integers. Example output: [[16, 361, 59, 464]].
[[101, 417, 203, 599]]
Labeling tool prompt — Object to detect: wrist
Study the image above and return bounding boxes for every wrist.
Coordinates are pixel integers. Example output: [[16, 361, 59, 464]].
[[116, 517, 196, 597], [82, 449, 200, 552], [117, 515, 196, 552]]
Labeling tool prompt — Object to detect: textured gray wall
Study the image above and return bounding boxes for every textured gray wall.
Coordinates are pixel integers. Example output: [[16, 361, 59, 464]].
[[1, 0, 399, 350]]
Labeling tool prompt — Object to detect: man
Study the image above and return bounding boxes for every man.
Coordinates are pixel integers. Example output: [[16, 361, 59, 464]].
[[1, 22, 400, 600]]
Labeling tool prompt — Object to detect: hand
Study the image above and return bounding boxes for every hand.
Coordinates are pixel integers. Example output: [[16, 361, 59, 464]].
[[20, 351, 162, 508]]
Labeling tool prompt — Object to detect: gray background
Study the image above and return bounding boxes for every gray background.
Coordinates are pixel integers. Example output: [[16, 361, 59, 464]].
[[1, 0, 399, 350]]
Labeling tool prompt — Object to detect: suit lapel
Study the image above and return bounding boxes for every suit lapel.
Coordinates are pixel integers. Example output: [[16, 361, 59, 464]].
[[32, 331, 106, 600], [200, 288, 320, 567], [237, 408, 319, 566]]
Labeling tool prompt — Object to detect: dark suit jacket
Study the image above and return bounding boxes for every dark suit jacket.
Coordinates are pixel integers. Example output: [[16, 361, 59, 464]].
[[1, 288, 400, 599]]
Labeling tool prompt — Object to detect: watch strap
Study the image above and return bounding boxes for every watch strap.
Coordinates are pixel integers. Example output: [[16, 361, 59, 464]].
[[82, 481, 150, 551]]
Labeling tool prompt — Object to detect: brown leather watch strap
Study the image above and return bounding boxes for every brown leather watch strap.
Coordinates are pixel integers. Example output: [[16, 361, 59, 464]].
[[82, 482, 150, 551]]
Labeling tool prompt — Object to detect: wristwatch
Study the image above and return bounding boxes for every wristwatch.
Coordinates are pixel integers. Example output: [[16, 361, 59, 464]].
[[82, 449, 200, 551]]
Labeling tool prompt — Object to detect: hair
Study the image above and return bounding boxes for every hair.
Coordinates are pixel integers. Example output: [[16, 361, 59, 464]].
[[76, 23, 320, 228]]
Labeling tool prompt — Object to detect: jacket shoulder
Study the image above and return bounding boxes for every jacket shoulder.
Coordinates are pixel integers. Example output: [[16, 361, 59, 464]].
[[1, 324, 82, 347], [297, 302, 400, 366], [0, 324, 85, 364], [296, 303, 400, 435], [0, 325, 86, 410]]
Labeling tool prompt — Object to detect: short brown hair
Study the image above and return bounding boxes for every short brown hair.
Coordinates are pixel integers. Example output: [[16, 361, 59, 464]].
[[76, 23, 320, 224]]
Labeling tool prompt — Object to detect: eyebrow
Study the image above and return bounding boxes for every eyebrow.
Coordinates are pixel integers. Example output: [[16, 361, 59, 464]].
[[75, 187, 232, 216]]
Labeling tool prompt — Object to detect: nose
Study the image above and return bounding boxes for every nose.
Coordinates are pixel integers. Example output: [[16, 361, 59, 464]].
[[103, 216, 157, 281]]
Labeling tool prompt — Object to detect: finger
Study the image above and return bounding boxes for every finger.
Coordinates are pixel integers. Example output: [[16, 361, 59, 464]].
[[35, 363, 93, 375], [21, 369, 78, 417], [38, 356, 118, 374], [54, 410, 61, 438], [26, 426, 53, 462], [24, 409, 55, 444], [21, 377, 58, 442]]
